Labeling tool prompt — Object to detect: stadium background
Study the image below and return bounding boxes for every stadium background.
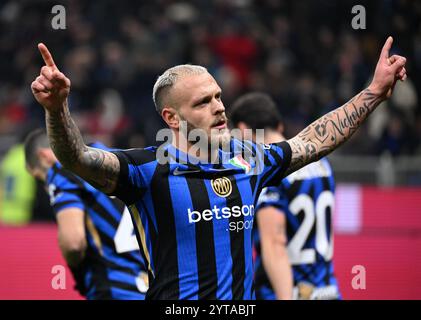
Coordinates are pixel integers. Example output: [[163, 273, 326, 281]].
[[0, 0, 420, 299]]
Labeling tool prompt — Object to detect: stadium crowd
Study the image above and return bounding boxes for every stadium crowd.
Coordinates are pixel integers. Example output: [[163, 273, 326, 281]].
[[0, 0, 420, 155], [0, 0, 420, 224], [0, 1, 418, 303]]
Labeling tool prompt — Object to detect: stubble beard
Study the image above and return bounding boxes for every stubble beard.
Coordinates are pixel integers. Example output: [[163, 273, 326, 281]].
[[179, 118, 231, 163]]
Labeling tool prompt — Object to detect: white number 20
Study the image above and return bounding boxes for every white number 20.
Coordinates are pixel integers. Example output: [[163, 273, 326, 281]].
[[288, 191, 334, 265], [114, 207, 140, 253]]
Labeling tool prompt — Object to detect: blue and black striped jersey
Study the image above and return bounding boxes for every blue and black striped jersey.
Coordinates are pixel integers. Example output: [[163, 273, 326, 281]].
[[111, 139, 292, 300], [254, 158, 340, 300], [46, 143, 148, 300]]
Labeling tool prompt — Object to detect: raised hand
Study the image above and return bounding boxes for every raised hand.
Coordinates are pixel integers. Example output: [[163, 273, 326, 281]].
[[286, 37, 408, 176], [368, 36, 407, 99], [31, 43, 71, 112]]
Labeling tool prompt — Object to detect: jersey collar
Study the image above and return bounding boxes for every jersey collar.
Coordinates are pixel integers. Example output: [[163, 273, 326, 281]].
[[164, 142, 255, 175]]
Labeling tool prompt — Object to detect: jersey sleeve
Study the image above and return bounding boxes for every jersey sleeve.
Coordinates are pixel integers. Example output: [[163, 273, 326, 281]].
[[111, 148, 156, 205], [255, 141, 292, 189], [48, 175, 85, 215], [256, 186, 289, 213]]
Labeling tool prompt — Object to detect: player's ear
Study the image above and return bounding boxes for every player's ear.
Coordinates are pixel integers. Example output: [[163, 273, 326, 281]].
[[37, 148, 56, 166], [277, 123, 284, 135], [37, 148, 46, 163], [162, 106, 180, 129]]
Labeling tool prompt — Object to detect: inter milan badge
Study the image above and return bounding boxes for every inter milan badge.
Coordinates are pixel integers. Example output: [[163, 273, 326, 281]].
[[211, 177, 232, 198]]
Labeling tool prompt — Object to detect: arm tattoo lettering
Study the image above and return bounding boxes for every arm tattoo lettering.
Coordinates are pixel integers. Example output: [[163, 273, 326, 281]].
[[286, 89, 382, 175]]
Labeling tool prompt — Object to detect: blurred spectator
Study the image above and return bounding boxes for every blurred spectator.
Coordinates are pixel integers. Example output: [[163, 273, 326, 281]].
[[378, 113, 410, 156], [0, 143, 36, 225], [0, 0, 419, 161]]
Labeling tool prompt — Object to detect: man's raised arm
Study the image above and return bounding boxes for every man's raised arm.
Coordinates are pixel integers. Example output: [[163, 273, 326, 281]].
[[285, 36, 407, 176], [31, 43, 120, 194]]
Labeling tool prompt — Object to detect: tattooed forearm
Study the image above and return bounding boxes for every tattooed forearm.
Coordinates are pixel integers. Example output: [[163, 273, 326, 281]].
[[46, 102, 85, 168], [81, 147, 120, 192], [46, 101, 120, 193], [285, 89, 382, 175]]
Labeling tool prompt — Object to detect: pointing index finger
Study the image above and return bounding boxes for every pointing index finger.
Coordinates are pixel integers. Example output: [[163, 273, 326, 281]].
[[381, 36, 393, 60], [38, 43, 57, 69]]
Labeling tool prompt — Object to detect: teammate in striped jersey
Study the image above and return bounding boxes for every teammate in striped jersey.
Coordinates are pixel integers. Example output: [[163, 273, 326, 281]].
[[31, 38, 406, 299], [230, 92, 340, 300], [24, 129, 148, 299]]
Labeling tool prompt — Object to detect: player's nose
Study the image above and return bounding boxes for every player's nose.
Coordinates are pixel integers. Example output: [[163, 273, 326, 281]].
[[212, 98, 225, 115]]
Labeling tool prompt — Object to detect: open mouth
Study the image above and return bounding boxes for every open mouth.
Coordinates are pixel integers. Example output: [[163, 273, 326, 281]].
[[212, 119, 227, 129]]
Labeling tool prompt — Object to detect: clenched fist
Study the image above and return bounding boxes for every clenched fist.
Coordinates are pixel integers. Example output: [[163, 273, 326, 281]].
[[368, 36, 407, 100], [31, 43, 71, 112]]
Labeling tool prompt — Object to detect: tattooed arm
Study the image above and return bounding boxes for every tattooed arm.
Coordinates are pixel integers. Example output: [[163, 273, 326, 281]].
[[46, 103, 119, 193], [285, 89, 381, 175], [31, 43, 119, 194], [285, 37, 407, 176]]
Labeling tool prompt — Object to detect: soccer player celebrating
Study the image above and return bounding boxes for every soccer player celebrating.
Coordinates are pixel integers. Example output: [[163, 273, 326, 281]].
[[31, 37, 405, 299], [230, 92, 340, 300], [24, 129, 148, 299]]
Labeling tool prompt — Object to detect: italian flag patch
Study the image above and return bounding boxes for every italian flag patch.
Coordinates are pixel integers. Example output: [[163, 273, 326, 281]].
[[229, 155, 251, 173]]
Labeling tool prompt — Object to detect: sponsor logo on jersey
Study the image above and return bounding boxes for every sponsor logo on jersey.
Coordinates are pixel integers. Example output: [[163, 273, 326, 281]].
[[188, 204, 255, 223]]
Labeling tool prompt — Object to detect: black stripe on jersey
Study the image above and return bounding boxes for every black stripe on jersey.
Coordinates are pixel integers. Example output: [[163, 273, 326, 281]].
[[88, 218, 116, 250], [127, 207, 150, 274], [258, 142, 292, 189], [108, 280, 141, 293], [134, 201, 159, 273], [241, 140, 257, 162], [307, 182, 317, 246], [258, 149, 281, 189], [86, 248, 113, 299], [323, 264, 332, 285], [53, 165, 85, 189], [185, 176, 217, 299], [54, 165, 138, 261], [147, 163, 179, 300], [293, 264, 314, 284], [226, 175, 245, 299], [109, 197, 126, 214], [259, 169, 276, 190], [273, 142, 292, 178], [243, 141, 259, 196], [103, 258, 139, 276], [86, 196, 119, 230], [285, 177, 302, 199], [53, 200, 83, 212], [49, 165, 59, 182], [90, 214, 141, 267], [112, 149, 156, 205], [55, 189, 82, 196], [259, 146, 285, 188], [321, 176, 333, 285], [250, 174, 259, 201]]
